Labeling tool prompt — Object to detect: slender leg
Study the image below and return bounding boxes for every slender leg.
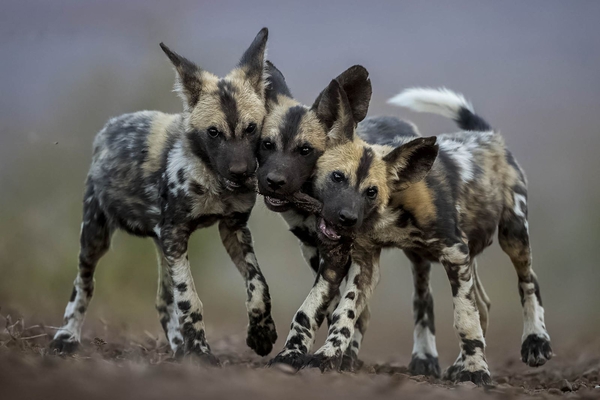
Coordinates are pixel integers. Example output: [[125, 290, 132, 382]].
[[50, 186, 112, 353], [440, 241, 492, 386], [157, 224, 218, 365], [269, 241, 352, 369], [472, 259, 491, 337], [305, 249, 381, 372], [404, 250, 441, 377], [340, 304, 370, 372], [499, 191, 552, 367], [219, 213, 276, 356], [299, 241, 363, 371], [154, 241, 184, 355]]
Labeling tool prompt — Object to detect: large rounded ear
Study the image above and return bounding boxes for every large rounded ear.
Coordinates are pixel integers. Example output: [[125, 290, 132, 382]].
[[383, 137, 438, 192], [313, 79, 355, 147], [238, 27, 269, 97], [265, 60, 292, 111], [312, 65, 372, 124], [160, 42, 203, 109]]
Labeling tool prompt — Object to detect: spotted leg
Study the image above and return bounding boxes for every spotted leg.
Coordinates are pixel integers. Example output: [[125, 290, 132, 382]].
[[269, 241, 352, 370], [154, 241, 184, 356], [499, 191, 552, 367], [404, 250, 441, 378], [340, 304, 370, 372], [219, 212, 277, 357], [440, 241, 491, 386], [50, 186, 112, 354], [157, 224, 219, 365], [305, 249, 381, 372]]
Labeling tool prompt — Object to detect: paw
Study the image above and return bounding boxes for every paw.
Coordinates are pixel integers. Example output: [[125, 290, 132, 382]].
[[340, 353, 363, 372], [521, 334, 552, 367], [268, 350, 306, 370], [456, 370, 492, 386], [443, 363, 464, 382], [246, 317, 277, 356], [303, 352, 343, 372], [185, 347, 221, 366], [49, 334, 79, 354], [408, 354, 441, 378]]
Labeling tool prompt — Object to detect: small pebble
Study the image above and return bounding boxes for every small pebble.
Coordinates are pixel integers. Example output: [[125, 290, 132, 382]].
[[560, 379, 573, 392], [548, 388, 562, 395]]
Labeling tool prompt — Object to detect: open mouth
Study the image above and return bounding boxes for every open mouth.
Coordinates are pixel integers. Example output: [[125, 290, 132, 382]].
[[264, 196, 289, 207], [318, 218, 341, 241], [224, 179, 242, 190]]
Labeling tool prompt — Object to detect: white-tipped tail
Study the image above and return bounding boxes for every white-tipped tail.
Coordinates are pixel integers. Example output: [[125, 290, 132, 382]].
[[388, 87, 474, 119]]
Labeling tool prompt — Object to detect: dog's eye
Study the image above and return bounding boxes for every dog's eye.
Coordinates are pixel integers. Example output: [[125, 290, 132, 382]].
[[245, 123, 257, 135], [331, 171, 344, 183], [262, 140, 275, 150], [299, 145, 313, 156], [207, 127, 220, 138], [366, 186, 378, 199]]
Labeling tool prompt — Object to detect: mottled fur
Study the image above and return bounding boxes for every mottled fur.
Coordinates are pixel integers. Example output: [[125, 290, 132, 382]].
[[259, 65, 420, 370], [50, 28, 278, 361], [279, 87, 551, 385]]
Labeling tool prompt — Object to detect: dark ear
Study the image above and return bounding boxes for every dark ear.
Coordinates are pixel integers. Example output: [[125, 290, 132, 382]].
[[160, 42, 202, 109], [383, 137, 438, 191], [265, 60, 292, 110], [238, 27, 269, 97], [313, 79, 355, 146], [312, 65, 372, 124]]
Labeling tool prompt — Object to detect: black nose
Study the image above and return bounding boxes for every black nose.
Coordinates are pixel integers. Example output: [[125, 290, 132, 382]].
[[266, 173, 286, 190], [338, 210, 358, 227], [229, 163, 248, 179]]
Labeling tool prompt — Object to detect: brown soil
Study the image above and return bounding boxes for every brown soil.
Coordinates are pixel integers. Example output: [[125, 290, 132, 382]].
[[1, 314, 599, 400]]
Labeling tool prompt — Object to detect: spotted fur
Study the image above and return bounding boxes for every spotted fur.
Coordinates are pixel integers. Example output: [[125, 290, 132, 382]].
[[281, 87, 551, 385], [49, 28, 277, 361], [261, 65, 423, 370]]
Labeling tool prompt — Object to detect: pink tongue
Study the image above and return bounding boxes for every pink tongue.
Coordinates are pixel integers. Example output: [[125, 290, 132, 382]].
[[319, 219, 340, 240]]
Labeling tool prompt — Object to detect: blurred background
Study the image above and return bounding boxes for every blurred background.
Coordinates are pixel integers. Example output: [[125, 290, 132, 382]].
[[1, 0, 599, 368]]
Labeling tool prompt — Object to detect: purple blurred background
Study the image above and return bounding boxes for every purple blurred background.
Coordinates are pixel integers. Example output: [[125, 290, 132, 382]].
[[1, 0, 599, 366]]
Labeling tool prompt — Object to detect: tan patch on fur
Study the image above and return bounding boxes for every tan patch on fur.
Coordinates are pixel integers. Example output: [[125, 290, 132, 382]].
[[297, 111, 327, 152], [142, 113, 178, 176], [394, 180, 436, 225], [187, 71, 266, 139]]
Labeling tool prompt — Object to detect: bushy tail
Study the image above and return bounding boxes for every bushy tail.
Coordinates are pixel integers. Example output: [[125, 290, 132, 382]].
[[388, 87, 492, 132]]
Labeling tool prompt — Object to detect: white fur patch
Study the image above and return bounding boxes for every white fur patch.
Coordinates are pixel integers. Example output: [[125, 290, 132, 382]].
[[388, 87, 474, 119]]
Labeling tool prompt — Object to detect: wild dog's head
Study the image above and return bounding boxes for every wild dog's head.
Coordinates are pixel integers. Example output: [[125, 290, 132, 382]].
[[312, 85, 438, 242], [256, 63, 372, 211], [160, 28, 269, 191]]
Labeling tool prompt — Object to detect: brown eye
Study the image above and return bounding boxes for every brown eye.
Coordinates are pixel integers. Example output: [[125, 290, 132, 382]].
[[299, 145, 313, 156], [331, 171, 344, 183], [366, 186, 378, 199], [207, 127, 220, 138], [262, 140, 274, 150], [245, 123, 257, 135]]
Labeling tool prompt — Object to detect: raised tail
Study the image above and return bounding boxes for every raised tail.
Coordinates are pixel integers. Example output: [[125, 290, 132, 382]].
[[388, 87, 492, 132]]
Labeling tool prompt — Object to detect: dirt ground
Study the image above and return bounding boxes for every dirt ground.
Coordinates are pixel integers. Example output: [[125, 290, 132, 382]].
[[1, 314, 599, 400]]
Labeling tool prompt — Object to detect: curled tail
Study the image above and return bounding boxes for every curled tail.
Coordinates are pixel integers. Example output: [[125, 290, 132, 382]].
[[388, 87, 492, 132]]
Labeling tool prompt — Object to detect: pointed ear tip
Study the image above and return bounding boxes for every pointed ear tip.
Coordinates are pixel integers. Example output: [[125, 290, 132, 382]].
[[258, 27, 269, 40]]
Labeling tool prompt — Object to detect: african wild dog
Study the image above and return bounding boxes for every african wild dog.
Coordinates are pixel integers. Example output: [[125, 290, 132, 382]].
[[49, 28, 277, 362], [276, 85, 552, 385], [257, 63, 420, 371]]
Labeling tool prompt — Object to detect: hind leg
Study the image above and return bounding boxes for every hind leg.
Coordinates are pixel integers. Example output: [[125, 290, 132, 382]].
[[499, 192, 552, 367], [404, 250, 441, 378], [154, 241, 184, 356], [50, 187, 112, 353]]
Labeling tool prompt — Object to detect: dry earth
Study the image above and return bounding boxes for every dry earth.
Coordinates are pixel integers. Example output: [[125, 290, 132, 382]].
[[1, 313, 599, 400]]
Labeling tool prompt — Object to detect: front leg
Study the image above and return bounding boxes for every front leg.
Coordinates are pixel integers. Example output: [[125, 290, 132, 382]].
[[158, 225, 219, 365], [269, 240, 352, 370], [440, 242, 491, 386], [219, 212, 276, 357], [305, 249, 381, 372]]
